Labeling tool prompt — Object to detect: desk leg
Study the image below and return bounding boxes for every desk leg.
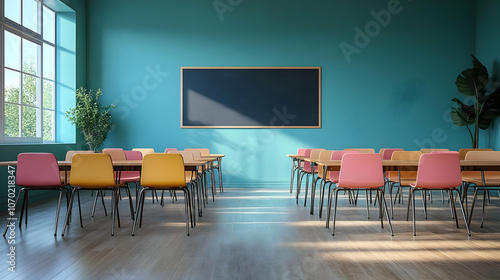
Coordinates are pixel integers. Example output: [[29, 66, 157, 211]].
[[217, 157, 224, 192], [290, 158, 297, 193], [310, 162, 316, 215]]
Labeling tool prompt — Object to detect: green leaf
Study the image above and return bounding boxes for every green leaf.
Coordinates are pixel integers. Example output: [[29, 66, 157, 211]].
[[450, 110, 468, 126], [65, 87, 114, 152], [455, 55, 489, 97]]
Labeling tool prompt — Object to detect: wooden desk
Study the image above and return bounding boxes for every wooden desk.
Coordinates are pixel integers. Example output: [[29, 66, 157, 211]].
[[201, 154, 225, 192], [0, 160, 208, 171], [316, 160, 500, 172]]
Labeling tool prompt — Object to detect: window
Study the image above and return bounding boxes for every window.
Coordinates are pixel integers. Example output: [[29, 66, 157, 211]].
[[1, 0, 57, 143]]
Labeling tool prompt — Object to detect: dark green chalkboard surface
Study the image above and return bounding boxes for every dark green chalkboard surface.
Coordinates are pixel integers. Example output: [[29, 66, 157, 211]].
[[181, 67, 321, 128]]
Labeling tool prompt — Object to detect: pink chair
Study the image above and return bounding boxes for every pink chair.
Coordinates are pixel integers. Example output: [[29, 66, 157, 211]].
[[297, 149, 325, 206], [331, 153, 393, 236], [123, 150, 143, 206], [3, 153, 69, 236], [408, 152, 470, 236], [322, 150, 360, 228], [164, 148, 177, 153], [381, 148, 404, 160]]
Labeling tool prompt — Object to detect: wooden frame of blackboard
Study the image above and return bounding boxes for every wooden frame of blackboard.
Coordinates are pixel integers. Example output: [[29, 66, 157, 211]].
[[181, 67, 321, 128]]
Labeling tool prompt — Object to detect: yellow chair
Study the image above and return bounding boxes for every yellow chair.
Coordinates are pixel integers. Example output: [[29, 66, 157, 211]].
[[102, 149, 135, 219], [62, 153, 121, 236], [60, 150, 95, 184], [131, 153, 192, 236], [169, 150, 202, 217], [462, 151, 500, 228]]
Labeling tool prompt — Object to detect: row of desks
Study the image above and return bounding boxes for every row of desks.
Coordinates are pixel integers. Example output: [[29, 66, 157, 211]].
[[288, 154, 500, 215], [1, 154, 226, 231]]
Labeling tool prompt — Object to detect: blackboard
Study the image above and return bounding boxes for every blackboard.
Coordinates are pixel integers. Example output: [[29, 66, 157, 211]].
[[181, 67, 321, 128]]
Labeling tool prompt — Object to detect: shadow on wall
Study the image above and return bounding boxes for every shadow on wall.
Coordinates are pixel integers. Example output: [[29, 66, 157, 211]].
[[185, 128, 299, 185]]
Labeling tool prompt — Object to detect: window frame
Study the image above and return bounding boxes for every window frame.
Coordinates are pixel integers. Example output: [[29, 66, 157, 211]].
[[1, 0, 57, 144]]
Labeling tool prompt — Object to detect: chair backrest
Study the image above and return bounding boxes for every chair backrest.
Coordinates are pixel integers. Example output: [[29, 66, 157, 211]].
[[297, 148, 306, 156], [184, 148, 203, 160], [303, 149, 324, 171], [124, 150, 143, 160], [344, 148, 376, 153], [318, 150, 334, 161], [337, 153, 384, 189], [168, 150, 194, 161], [460, 149, 495, 160], [102, 149, 127, 161], [464, 150, 500, 161], [70, 153, 116, 188], [141, 153, 186, 188], [122, 150, 142, 180], [16, 153, 63, 187], [132, 148, 155, 157], [309, 149, 325, 161], [65, 150, 94, 161], [420, 148, 449, 153], [331, 150, 360, 160], [198, 148, 210, 156], [326, 150, 360, 181], [414, 152, 462, 189], [381, 148, 404, 160], [102, 148, 124, 152], [164, 148, 177, 153], [391, 151, 422, 161]]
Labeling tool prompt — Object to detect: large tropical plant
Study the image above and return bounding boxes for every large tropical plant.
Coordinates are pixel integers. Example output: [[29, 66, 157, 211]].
[[450, 55, 500, 148], [65, 87, 115, 152]]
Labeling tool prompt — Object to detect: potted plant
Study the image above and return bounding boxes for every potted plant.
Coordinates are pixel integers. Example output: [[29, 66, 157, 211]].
[[65, 87, 115, 152], [450, 55, 500, 148]]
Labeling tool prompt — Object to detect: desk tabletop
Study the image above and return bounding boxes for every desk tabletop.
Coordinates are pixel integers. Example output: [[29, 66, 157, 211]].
[[287, 155, 309, 160], [202, 154, 225, 158], [0, 160, 209, 167]]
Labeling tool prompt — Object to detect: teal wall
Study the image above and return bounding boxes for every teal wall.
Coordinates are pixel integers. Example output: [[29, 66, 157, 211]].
[[0, 0, 87, 211], [86, 0, 477, 185], [476, 0, 500, 150]]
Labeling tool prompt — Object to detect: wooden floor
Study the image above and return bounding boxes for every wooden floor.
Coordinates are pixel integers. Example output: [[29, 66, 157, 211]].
[[1, 186, 500, 279]]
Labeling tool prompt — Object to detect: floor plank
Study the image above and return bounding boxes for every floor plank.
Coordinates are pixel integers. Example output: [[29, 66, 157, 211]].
[[1, 187, 499, 279]]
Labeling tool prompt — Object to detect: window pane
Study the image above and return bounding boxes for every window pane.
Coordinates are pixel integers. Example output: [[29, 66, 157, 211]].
[[5, 69, 21, 103], [22, 39, 39, 75], [43, 79, 54, 109], [22, 0, 40, 33], [22, 74, 39, 106], [43, 6, 55, 43], [43, 43, 55, 79], [43, 109, 54, 141], [21, 106, 38, 137], [5, 31, 21, 70], [4, 104, 20, 137], [5, 0, 21, 24]]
